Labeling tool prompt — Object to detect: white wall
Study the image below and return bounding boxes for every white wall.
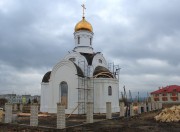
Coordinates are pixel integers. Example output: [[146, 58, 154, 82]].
[[94, 78, 119, 113], [48, 60, 79, 114], [74, 31, 94, 53], [40, 83, 50, 112]]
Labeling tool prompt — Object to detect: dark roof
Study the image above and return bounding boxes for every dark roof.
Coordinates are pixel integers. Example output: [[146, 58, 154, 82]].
[[80, 52, 97, 65], [151, 85, 180, 94], [93, 66, 114, 78], [72, 62, 84, 77], [42, 71, 51, 83]]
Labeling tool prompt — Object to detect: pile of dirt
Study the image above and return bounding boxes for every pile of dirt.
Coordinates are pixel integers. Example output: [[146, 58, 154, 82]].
[[0, 110, 4, 122], [155, 105, 180, 122]]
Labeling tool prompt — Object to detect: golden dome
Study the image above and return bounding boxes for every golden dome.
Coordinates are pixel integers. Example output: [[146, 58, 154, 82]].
[[75, 17, 93, 32]]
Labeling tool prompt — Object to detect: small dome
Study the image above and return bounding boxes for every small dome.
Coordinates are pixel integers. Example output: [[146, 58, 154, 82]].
[[42, 71, 51, 83], [93, 66, 114, 78], [75, 17, 93, 32]]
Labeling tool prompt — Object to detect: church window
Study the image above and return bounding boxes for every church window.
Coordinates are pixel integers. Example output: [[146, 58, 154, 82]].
[[99, 59, 102, 63], [108, 86, 112, 96], [60, 81, 68, 109], [69, 58, 76, 62], [78, 36, 80, 44], [90, 38, 92, 45]]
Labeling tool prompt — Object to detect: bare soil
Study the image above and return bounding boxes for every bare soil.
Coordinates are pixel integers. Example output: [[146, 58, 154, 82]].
[[0, 110, 179, 132]]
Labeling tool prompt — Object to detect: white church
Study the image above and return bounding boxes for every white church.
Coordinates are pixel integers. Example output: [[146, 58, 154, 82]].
[[40, 5, 120, 114]]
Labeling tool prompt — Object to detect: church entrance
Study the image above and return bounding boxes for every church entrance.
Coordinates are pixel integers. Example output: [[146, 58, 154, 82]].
[[60, 81, 68, 108]]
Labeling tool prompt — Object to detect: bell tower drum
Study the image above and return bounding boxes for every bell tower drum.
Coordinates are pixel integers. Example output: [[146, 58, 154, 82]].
[[74, 4, 94, 53]]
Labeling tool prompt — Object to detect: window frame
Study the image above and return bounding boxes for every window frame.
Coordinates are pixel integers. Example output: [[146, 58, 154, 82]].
[[78, 36, 80, 44], [90, 38, 92, 45], [108, 86, 112, 96]]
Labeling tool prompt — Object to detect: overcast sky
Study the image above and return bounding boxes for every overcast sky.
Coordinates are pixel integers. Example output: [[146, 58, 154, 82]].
[[0, 0, 180, 97]]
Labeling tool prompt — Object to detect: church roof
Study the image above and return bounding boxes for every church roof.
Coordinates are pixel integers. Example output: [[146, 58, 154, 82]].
[[75, 17, 93, 32], [42, 71, 51, 83], [72, 62, 84, 77], [80, 52, 96, 65], [93, 66, 114, 78]]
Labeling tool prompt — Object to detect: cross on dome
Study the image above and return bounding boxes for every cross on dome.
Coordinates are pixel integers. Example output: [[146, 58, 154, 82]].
[[74, 4, 93, 32], [81, 4, 86, 18]]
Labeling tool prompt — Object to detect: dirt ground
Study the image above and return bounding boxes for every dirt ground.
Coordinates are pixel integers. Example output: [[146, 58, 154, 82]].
[[0, 110, 180, 132]]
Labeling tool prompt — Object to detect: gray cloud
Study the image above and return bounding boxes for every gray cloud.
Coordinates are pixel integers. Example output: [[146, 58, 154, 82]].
[[0, 0, 180, 96]]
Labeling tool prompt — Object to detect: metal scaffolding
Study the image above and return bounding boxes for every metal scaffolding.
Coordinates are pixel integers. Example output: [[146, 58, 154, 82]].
[[77, 60, 94, 114], [108, 62, 121, 80]]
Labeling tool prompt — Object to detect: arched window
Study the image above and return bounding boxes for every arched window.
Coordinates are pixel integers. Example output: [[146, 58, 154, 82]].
[[78, 36, 80, 44], [60, 81, 68, 108], [108, 86, 112, 96]]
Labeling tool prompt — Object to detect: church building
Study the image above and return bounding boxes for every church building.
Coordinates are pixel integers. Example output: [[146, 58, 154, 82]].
[[40, 5, 120, 114]]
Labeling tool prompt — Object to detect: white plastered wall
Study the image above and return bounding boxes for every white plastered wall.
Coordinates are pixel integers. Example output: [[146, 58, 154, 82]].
[[74, 30, 94, 53], [40, 83, 50, 112], [93, 78, 119, 113], [47, 60, 79, 114], [92, 53, 108, 69]]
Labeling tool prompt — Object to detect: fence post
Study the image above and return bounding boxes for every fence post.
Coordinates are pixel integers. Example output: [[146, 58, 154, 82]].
[[120, 102, 125, 117], [138, 103, 141, 114], [57, 103, 65, 129], [20, 104, 23, 111], [30, 103, 38, 126], [86, 102, 93, 123], [5, 103, 12, 123], [130, 103, 134, 116], [143, 103, 147, 112], [151, 102, 155, 110], [148, 102, 152, 112]]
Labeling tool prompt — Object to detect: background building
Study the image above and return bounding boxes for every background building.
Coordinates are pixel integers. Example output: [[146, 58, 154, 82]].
[[0, 94, 40, 104], [151, 85, 180, 103]]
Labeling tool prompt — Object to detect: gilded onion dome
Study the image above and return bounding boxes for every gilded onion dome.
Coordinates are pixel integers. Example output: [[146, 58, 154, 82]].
[[75, 17, 93, 32]]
